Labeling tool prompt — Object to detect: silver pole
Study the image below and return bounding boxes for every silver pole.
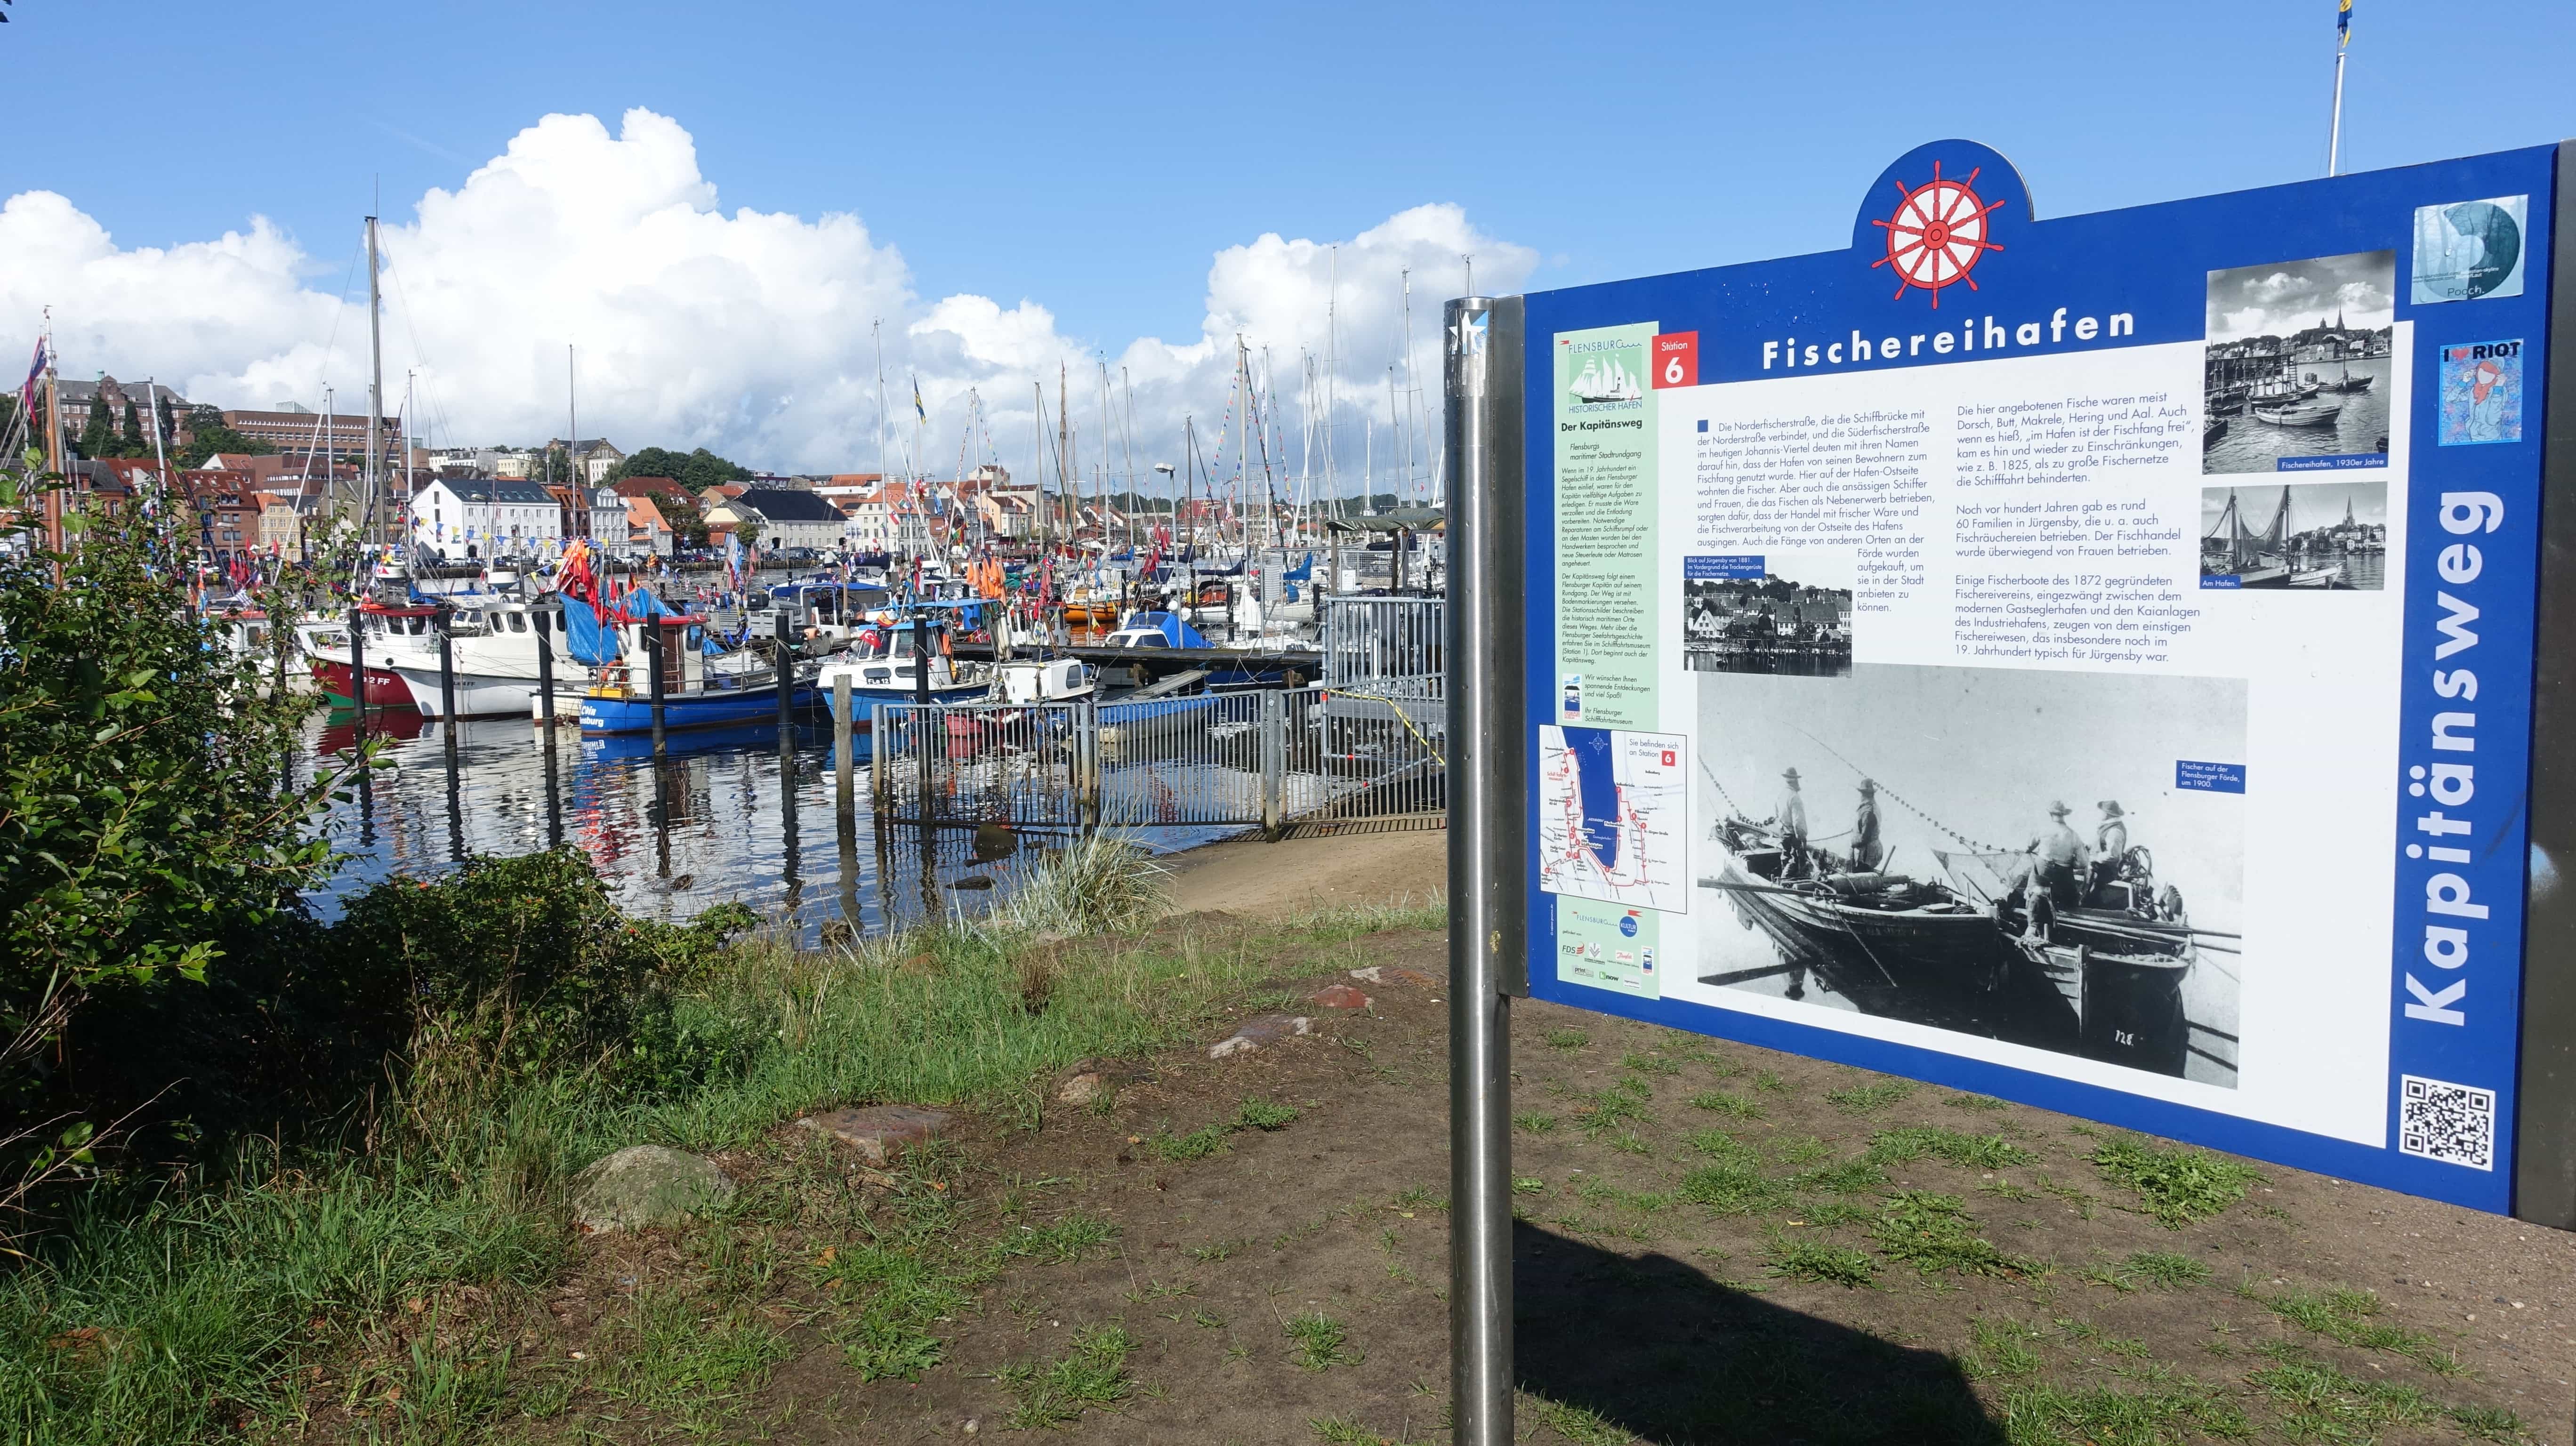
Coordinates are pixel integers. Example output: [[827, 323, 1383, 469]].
[[1445, 293, 1525, 1446], [2326, 47, 2347, 177]]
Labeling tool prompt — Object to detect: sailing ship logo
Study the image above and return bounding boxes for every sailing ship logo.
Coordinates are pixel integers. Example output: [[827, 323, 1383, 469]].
[[1566, 353, 1643, 404], [1870, 160, 2004, 308]]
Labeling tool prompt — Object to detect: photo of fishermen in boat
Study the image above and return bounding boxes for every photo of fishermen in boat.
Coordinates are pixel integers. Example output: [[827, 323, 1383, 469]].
[[2199, 480, 2387, 589], [1689, 664, 2244, 1086], [2204, 250, 2396, 475], [1681, 550, 1854, 677]]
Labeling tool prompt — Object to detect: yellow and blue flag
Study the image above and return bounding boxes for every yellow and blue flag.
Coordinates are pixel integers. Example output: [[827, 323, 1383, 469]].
[[911, 376, 926, 422], [2338, 0, 2351, 47]]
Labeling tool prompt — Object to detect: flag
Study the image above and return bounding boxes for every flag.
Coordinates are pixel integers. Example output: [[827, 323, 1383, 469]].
[[911, 376, 926, 422], [2338, 0, 2351, 46]]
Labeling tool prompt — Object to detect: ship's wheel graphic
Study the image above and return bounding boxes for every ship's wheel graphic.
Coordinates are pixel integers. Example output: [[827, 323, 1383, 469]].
[[1871, 161, 2004, 307]]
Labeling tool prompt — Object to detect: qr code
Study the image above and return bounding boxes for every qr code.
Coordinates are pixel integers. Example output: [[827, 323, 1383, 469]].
[[2398, 1075, 2495, 1171]]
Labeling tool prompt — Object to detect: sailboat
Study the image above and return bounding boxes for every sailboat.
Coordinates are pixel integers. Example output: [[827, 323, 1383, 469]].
[[1567, 356, 1643, 404], [2249, 369, 2343, 427]]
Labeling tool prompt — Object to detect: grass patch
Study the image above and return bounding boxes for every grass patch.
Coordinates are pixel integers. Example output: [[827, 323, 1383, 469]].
[[1146, 1094, 1305, 1160], [1284, 1311, 1362, 1371], [1998, 1378, 2249, 1445], [1621, 1051, 1682, 1076], [1961, 1317, 2047, 1380], [1522, 1392, 1634, 1446], [1544, 1029, 1590, 1052], [1787, 1157, 1891, 1196], [1764, 1238, 1879, 1288], [1824, 1078, 1916, 1116], [1867, 1125, 2037, 1171], [2119, 1250, 2212, 1289], [2246, 1351, 2440, 1438], [0, 900, 1306, 1443], [2086, 1134, 2262, 1228], [1233, 1096, 1301, 1131], [1513, 1110, 1560, 1134], [989, 1323, 1135, 1428], [2246, 1285, 2456, 1370], [1868, 1192, 2036, 1278], [1946, 1093, 2008, 1112], [1688, 1090, 1765, 1120], [1572, 1086, 1652, 1139]]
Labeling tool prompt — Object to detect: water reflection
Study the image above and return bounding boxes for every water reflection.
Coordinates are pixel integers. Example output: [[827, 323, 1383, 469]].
[[306, 708, 1234, 940]]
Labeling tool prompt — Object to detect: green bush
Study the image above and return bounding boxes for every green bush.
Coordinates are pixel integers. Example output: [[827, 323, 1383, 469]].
[[327, 849, 759, 1085]]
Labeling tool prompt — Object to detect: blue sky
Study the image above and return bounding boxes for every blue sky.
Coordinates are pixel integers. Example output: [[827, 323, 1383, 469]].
[[2, 0, 2568, 475]]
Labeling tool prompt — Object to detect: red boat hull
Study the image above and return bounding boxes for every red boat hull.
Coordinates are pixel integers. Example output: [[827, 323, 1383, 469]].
[[310, 659, 418, 708]]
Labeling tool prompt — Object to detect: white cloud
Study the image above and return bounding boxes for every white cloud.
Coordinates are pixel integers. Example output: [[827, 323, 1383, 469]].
[[1, 108, 1532, 496]]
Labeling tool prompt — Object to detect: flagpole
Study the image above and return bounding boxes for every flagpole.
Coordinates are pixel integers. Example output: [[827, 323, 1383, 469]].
[[2326, 3, 2350, 177], [2326, 49, 2345, 176]]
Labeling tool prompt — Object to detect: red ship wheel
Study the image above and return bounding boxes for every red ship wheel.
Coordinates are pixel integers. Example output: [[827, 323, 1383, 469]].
[[1871, 161, 2004, 308]]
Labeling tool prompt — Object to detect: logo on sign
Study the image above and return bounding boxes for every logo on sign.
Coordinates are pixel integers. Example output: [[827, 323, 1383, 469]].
[[1618, 915, 1638, 938], [1871, 160, 2004, 307]]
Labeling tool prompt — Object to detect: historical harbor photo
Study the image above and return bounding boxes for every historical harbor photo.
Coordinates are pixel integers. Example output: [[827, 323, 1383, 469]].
[[1681, 550, 1854, 677], [2200, 479, 2387, 589], [2203, 250, 2396, 475], [1688, 663, 2245, 1085]]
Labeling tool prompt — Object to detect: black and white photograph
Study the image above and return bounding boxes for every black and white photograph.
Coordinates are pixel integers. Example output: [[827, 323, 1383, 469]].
[[2199, 479, 2388, 589], [1680, 549, 1854, 677], [1690, 663, 2245, 1085], [2204, 249, 2397, 475]]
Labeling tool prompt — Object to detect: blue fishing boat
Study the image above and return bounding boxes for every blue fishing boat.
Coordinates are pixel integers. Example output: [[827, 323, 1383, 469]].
[[565, 590, 819, 736]]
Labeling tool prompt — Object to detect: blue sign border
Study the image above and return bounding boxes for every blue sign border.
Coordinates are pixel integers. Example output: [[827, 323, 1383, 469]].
[[1520, 140, 2557, 1214]]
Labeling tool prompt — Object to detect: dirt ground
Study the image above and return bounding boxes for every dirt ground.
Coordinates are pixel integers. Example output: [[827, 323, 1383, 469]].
[[492, 829, 2573, 1444], [1158, 824, 1448, 919]]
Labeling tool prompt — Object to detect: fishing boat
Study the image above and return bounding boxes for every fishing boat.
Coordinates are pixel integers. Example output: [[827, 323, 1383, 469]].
[[2249, 394, 2344, 426], [1937, 846, 2222, 1078], [574, 611, 815, 735], [810, 616, 994, 705], [1698, 814, 2065, 1032], [2203, 415, 2229, 446], [2319, 360, 2376, 394], [383, 594, 579, 719], [299, 600, 429, 708]]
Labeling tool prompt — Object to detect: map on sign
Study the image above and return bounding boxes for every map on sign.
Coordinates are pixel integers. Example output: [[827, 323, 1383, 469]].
[[1538, 725, 1687, 913]]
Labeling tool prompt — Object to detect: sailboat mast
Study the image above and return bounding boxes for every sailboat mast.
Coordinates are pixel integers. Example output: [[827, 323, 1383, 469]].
[[872, 320, 889, 484], [1325, 245, 1338, 514], [365, 215, 384, 554], [566, 344, 578, 534]]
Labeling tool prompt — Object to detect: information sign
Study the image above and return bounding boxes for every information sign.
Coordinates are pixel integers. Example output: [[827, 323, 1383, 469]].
[[1514, 139, 2567, 1217]]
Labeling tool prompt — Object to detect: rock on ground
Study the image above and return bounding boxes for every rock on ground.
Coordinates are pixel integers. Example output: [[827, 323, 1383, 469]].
[[797, 1105, 954, 1164], [570, 1145, 734, 1233], [1208, 1013, 1312, 1059]]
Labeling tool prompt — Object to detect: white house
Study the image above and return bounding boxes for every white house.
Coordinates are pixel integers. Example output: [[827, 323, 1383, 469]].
[[413, 477, 563, 560], [728, 486, 848, 551]]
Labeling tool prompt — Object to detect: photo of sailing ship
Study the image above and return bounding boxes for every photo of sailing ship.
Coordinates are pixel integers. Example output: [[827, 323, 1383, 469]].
[[1689, 663, 2244, 1085], [1682, 555, 1854, 676], [2199, 480, 2387, 589], [2203, 250, 2396, 475]]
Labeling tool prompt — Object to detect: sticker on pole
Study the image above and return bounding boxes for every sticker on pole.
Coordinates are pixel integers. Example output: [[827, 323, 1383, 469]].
[[1538, 725, 1687, 914]]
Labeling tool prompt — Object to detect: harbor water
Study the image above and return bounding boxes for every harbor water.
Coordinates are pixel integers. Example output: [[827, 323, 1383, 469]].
[[303, 708, 1242, 940]]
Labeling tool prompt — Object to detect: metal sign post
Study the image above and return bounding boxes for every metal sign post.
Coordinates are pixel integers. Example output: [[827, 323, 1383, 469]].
[[1446, 294, 1527, 1446]]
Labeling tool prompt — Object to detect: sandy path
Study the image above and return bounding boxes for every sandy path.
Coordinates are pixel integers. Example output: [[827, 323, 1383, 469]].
[[1157, 824, 1446, 918]]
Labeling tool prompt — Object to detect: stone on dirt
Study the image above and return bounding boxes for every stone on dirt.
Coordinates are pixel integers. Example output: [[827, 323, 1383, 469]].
[[1208, 1013, 1312, 1059], [570, 1145, 734, 1233], [797, 1105, 954, 1164], [1347, 965, 1385, 983], [1053, 1058, 1152, 1106], [1310, 983, 1373, 1010]]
